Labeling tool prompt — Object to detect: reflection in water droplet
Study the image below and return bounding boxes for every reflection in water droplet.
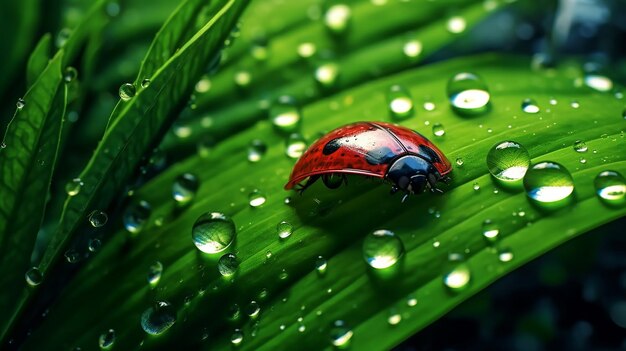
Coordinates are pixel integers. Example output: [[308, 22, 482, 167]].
[[285, 134, 307, 159], [277, 220, 293, 239], [330, 320, 353, 348], [123, 200, 151, 234], [482, 219, 499, 243], [148, 261, 163, 286], [486, 141, 530, 183], [432, 123, 445, 137], [594, 170, 625, 206], [141, 301, 176, 335], [447, 72, 490, 116], [270, 96, 301, 133], [119, 83, 136, 101], [573, 140, 588, 153], [192, 212, 236, 254], [363, 229, 404, 269], [88, 210, 108, 228], [521, 98, 540, 114], [25, 267, 43, 286], [173, 173, 199, 205], [387, 85, 414, 120], [65, 178, 83, 196], [324, 4, 351, 34], [524, 161, 574, 205], [248, 139, 267, 162], [98, 329, 116, 349], [249, 189, 267, 207], [218, 253, 239, 276], [584, 74, 613, 92]]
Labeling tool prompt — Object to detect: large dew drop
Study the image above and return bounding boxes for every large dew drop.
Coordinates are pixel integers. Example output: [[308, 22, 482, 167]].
[[276, 220, 293, 239], [523, 162, 574, 205], [88, 210, 108, 228], [123, 200, 151, 234], [363, 229, 404, 269], [192, 212, 236, 254], [218, 253, 239, 276], [172, 173, 199, 206], [119, 83, 136, 101], [447, 72, 490, 116], [330, 320, 353, 348], [486, 141, 530, 184], [141, 301, 176, 335], [270, 96, 301, 133], [594, 170, 625, 206], [387, 85, 414, 120]]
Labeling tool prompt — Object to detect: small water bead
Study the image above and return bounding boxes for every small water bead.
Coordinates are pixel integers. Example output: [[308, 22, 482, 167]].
[[65, 249, 80, 263], [276, 220, 293, 239], [447, 72, 490, 116], [584, 74, 613, 92], [486, 141, 530, 182], [521, 98, 540, 114], [315, 255, 327, 274], [443, 262, 471, 292], [248, 189, 267, 207], [98, 329, 115, 349], [231, 329, 243, 345], [25, 267, 43, 286], [403, 39, 422, 59], [88, 238, 102, 252], [250, 35, 269, 61], [482, 219, 500, 242], [247, 139, 267, 162], [594, 170, 626, 205], [297, 42, 316, 58], [431, 123, 445, 137], [523, 161, 574, 204], [455, 158, 464, 167], [172, 173, 199, 205], [63, 67, 78, 82], [387, 85, 414, 120], [579, 157, 587, 164], [446, 16, 467, 33], [65, 178, 83, 196], [473, 182, 480, 191], [324, 4, 351, 34], [147, 261, 163, 286], [246, 301, 261, 317], [16, 98, 25, 110], [234, 70, 252, 87], [218, 253, 239, 276], [141, 78, 151, 88], [423, 101, 436, 111], [285, 133, 307, 159], [330, 320, 353, 348], [388, 310, 402, 326], [573, 140, 588, 153], [88, 210, 108, 228], [123, 200, 151, 234], [363, 229, 404, 269], [270, 96, 301, 133], [570, 100, 580, 109], [228, 304, 241, 320], [407, 295, 418, 307], [141, 301, 176, 335], [315, 62, 340, 88], [498, 247, 514, 262], [192, 212, 236, 254], [118, 83, 136, 101]]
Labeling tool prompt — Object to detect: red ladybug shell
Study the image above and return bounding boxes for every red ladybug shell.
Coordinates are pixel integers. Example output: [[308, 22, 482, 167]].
[[285, 121, 451, 189]]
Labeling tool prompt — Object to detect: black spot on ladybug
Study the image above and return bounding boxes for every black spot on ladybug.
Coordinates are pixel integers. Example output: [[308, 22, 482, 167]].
[[323, 138, 343, 155], [365, 146, 395, 165], [418, 145, 441, 163]]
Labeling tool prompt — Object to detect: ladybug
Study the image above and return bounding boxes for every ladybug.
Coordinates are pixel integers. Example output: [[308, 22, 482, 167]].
[[285, 121, 452, 201]]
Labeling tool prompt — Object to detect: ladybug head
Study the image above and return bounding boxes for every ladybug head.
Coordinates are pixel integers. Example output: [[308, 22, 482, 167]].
[[386, 155, 441, 198]]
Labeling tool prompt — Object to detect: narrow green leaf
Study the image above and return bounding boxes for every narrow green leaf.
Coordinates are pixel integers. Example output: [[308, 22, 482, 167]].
[[0, 51, 67, 341], [26, 34, 52, 87], [57, 0, 108, 67]]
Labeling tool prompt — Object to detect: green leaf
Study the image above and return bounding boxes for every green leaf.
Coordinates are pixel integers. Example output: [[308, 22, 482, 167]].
[[23, 54, 626, 350], [0, 51, 67, 341], [26, 34, 52, 87]]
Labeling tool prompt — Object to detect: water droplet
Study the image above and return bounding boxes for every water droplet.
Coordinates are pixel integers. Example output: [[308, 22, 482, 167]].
[[218, 253, 239, 276], [270, 96, 301, 133], [285, 133, 307, 159], [141, 301, 176, 335], [403, 39, 422, 59], [297, 42, 316, 58], [123, 200, 151, 234], [579, 157, 587, 164], [472, 182, 480, 191], [16, 98, 25, 110], [234, 70, 252, 88], [88, 238, 101, 252], [486, 141, 530, 183], [423, 101, 436, 111], [407, 295, 418, 306], [228, 304, 241, 321], [315, 62, 340, 88], [446, 16, 466, 33], [88, 210, 108, 227], [231, 329, 243, 345], [387, 85, 414, 120], [443, 262, 471, 292], [192, 212, 236, 254], [363, 229, 404, 269], [247, 139, 267, 162], [455, 158, 464, 166], [523, 162, 574, 205], [573, 140, 588, 153], [141, 78, 151, 88], [64, 249, 79, 263], [330, 320, 353, 348], [248, 189, 267, 207], [570, 100, 580, 109], [172, 173, 199, 205], [315, 255, 327, 274], [584, 74, 613, 92], [447, 72, 490, 116], [25, 267, 42, 286], [387, 309, 402, 325], [119, 83, 136, 101], [195, 76, 211, 93], [324, 4, 351, 34], [246, 301, 261, 317], [65, 178, 83, 196], [594, 170, 625, 206], [277, 220, 293, 239], [432, 123, 445, 137], [98, 329, 115, 349], [56, 28, 72, 48], [148, 261, 163, 286], [64, 67, 78, 82], [498, 247, 514, 262], [250, 35, 269, 61], [482, 219, 500, 243], [521, 98, 540, 114]]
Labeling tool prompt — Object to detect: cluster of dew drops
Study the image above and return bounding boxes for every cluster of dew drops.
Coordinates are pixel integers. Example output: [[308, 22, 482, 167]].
[[14, 1, 626, 349]]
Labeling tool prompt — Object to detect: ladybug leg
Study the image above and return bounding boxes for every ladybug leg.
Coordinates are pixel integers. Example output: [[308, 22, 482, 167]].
[[295, 175, 321, 195], [427, 173, 444, 194]]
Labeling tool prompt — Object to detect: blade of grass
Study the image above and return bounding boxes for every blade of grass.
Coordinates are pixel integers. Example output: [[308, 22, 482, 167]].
[[26, 34, 53, 87]]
